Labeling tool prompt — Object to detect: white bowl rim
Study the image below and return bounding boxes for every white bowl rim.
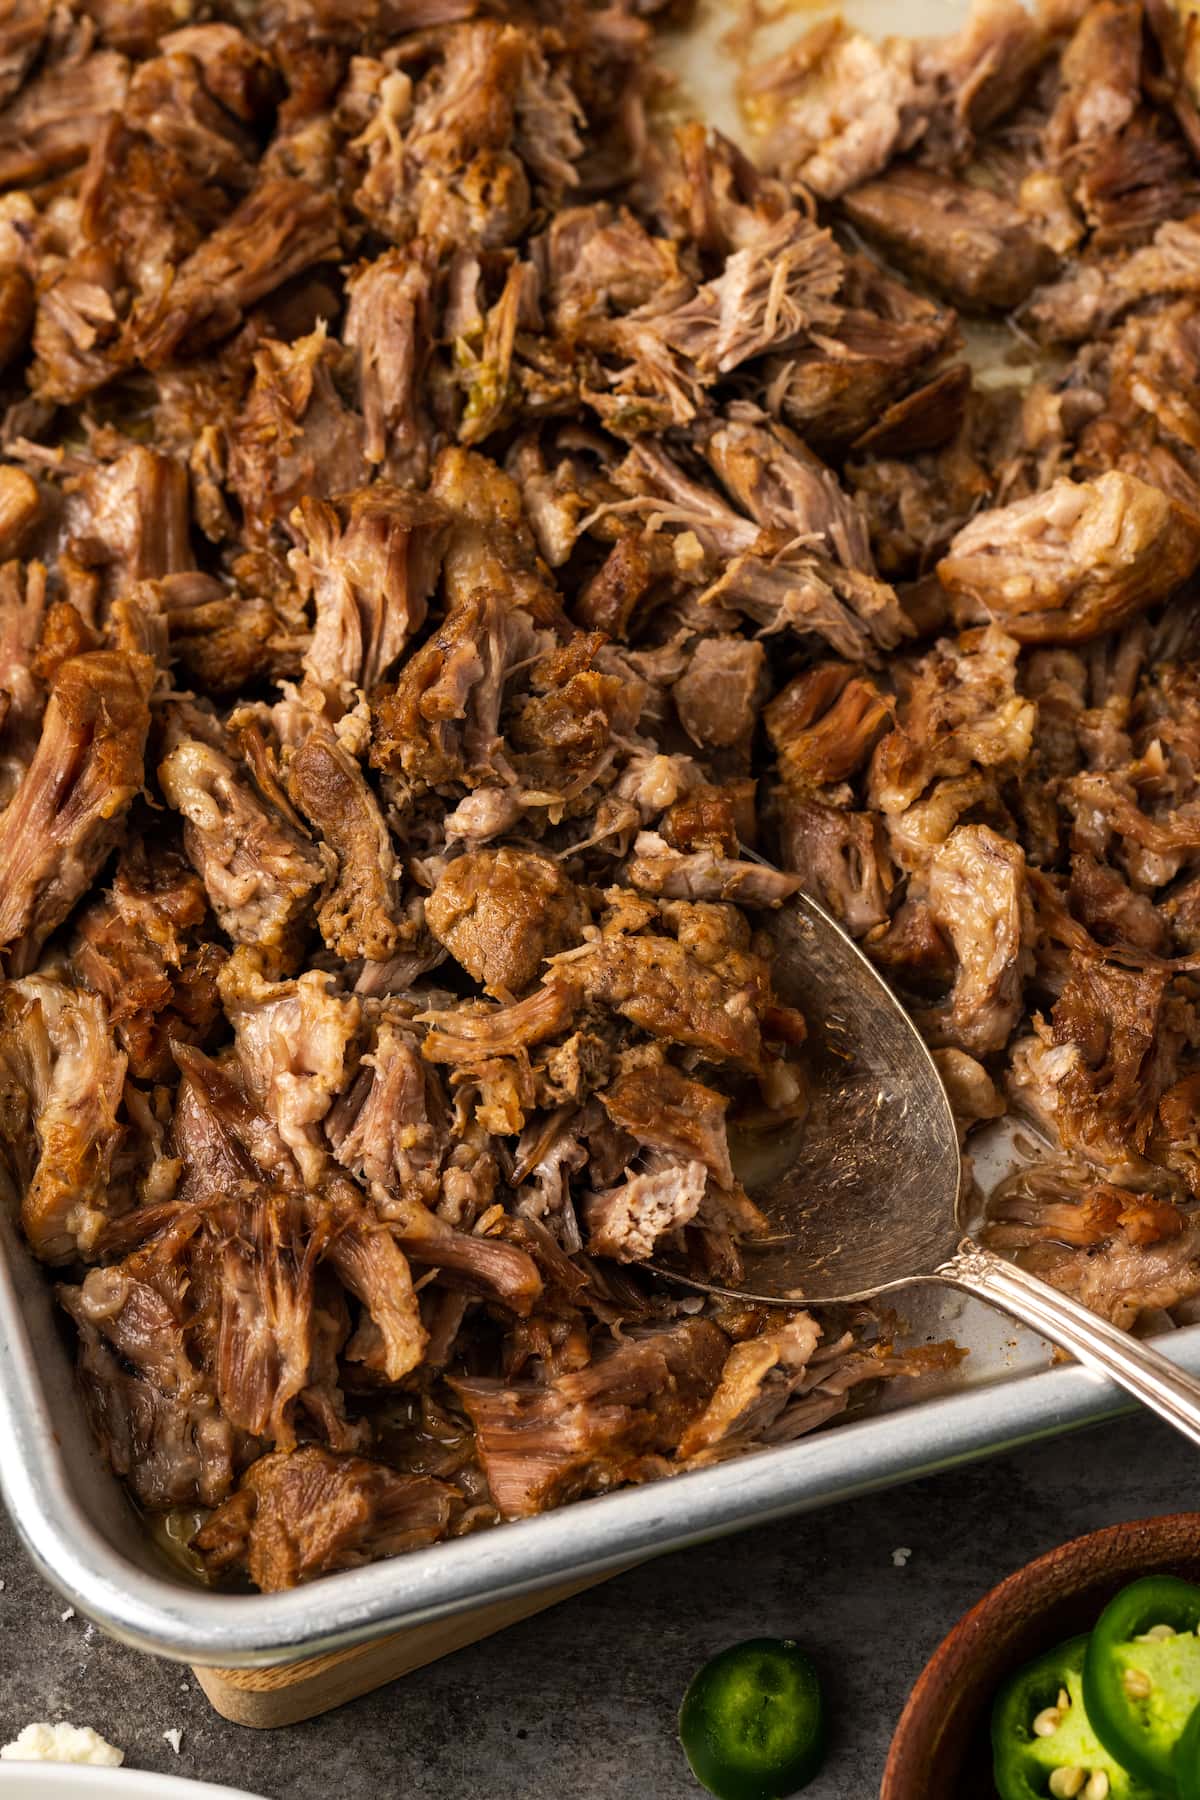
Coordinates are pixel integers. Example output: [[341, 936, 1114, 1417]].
[[0, 1768, 265, 1799]]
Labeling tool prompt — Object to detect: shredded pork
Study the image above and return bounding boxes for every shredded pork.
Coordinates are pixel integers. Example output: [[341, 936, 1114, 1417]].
[[0, 0, 1196, 1594]]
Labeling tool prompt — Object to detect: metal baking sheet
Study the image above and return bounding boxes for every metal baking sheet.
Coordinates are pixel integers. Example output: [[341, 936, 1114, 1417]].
[[5, 1188, 1200, 1667], [4, 0, 1195, 1669]]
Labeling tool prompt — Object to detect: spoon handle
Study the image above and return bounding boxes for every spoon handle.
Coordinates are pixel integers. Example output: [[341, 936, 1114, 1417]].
[[938, 1237, 1200, 1450]]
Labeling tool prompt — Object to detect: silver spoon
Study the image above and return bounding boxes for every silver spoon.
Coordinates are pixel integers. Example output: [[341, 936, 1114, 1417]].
[[657, 889, 1200, 1448]]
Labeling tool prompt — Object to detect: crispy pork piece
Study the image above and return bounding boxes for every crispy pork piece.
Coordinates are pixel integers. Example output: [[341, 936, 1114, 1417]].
[[600, 1062, 736, 1185], [700, 417, 874, 571], [985, 1171, 1200, 1329], [1028, 215, 1200, 344], [938, 472, 1200, 643], [419, 982, 581, 1065], [292, 484, 448, 716], [868, 625, 1034, 815], [60, 1244, 244, 1510], [218, 950, 361, 1189], [676, 1314, 822, 1459], [171, 1043, 303, 1203], [657, 122, 792, 259], [323, 1175, 427, 1383], [133, 175, 341, 364], [553, 894, 773, 1071], [257, 0, 477, 42], [1069, 851, 1166, 956], [535, 200, 686, 331], [0, 978, 129, 1263], [158, 22, 278, 118], [775, 802, 893, 938], [286, 721, 407, 963], [370, 453, 570, 790], [767, 661, 892, 793], [0, 266, 32, 374], [1013, 956, 1180, 1177], [173, 1058, 426, 1404], [918, 0, 1048, 146], [381, 1193, 543, 1313], [770, 257, 958, 453], [506, 630, 643, 797], [344, 246, 434, 476], [673, 638, 766, 752], [158, 704, 328, 954], [1072, 123, 1200, 253], [432, 445, 563, 628], [371, 587, 533, 790], [613, 211, 843, 391], [425, 849, 589, 996], [30, 247, 126, 406], [0, 0, 52, 108], [614, 439, 911, 660], [170, 1058, 426, 1396], [1044, 0, 1142, 156], [122, 44, 260, 193], [0, 651, 150, 975], [586, 1055, 770, 1262], [0, 467, 39, 559], [347, 20, 576, 250], [192, 1446, 453, 1589], [743, 19, 930, 201], [923, 824, 1033, 1056], [326, 1008, 446, 1204], [71, 448, 193, 597], [842, 166, 1056, 311], [228, 328, 367, 544], [72, 841, 224, 1082], [451, 1319, 727, 1517], [585, 1157, 707, 1261], [0, 558, 47, 807], [626, 834, 803, 909], [159, 573, 296, 698], [934, 1047, 1005, 1141], [207, 1187, 326, 1445], [0, 49, 129, 188]]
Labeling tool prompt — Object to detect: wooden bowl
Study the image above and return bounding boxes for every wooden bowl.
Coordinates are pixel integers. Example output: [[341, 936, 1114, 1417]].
[[882, 1512, 1200, 1799]]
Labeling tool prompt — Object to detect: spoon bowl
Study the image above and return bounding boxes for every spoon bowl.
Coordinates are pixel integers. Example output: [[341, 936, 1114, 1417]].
[[653, 889, 1200, 1450], [736, 894, 962, 1304]]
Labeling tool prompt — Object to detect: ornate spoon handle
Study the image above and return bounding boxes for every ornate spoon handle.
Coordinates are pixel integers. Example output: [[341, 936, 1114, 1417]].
[[938, 1237, 1200, 1450]]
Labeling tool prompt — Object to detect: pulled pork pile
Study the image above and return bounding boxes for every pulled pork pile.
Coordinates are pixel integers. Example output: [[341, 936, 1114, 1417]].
[[1, 0, 1199, 1592]]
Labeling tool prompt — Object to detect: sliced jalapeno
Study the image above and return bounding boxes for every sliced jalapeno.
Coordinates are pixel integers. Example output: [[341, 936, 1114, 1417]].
[[1084, 1576, 1200, 1788], [992, 1633, 1166, 1800], [678, 1637, 825, 1800]]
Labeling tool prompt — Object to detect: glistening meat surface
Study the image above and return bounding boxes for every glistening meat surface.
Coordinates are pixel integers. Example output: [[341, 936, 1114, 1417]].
[[0, 0, 1195, 1594]]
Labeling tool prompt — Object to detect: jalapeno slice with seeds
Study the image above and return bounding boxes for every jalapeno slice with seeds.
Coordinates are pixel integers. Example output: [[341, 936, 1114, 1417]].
[[1084, 1577, 1200, 1788], [678, 1637, 825, 1800], [992, 1634, 1166, 1800]]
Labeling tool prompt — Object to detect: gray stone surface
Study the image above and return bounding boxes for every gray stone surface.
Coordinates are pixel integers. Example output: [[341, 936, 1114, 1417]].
[[0, 1412, 1195, 1797]]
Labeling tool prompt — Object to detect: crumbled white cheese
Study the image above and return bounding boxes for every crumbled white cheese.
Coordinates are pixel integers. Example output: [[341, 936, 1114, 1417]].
[[163, 1728, 183, 1756], [1, 1723, 124, 1765], [0, 1578, 6, 1591], [891, 1546, 913, 1567], [59, 1606, 75, 1621]]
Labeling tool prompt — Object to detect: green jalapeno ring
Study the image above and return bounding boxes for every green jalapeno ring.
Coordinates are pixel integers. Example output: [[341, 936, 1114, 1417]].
[[678, 1636, 826, 1800], [1084, 1576, 1200, 1789], [992, 1633, 1167, 1800]]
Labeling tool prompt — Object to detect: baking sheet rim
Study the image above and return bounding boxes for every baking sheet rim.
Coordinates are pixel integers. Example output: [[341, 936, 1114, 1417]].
[[4, 1206, 1199, 1668]]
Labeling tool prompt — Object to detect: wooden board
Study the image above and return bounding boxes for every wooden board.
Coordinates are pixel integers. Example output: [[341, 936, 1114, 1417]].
[[192, 1569, 621, 1727]]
